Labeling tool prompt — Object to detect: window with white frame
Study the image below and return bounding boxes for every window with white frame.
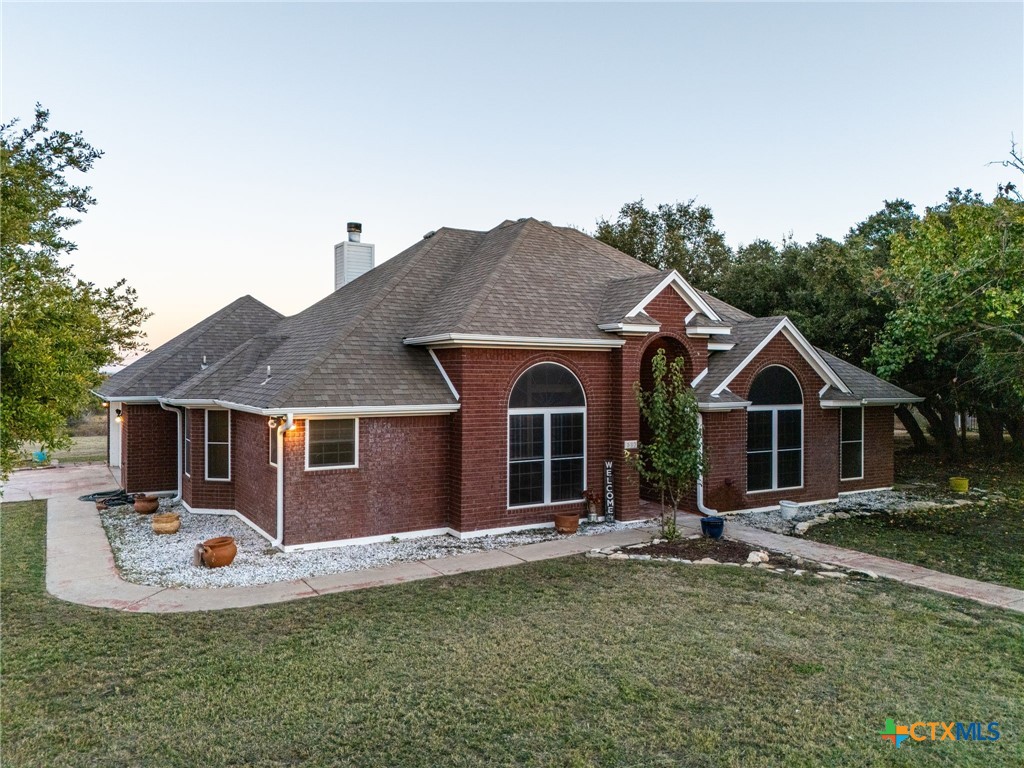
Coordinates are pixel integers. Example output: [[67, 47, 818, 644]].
[[205, 410, 230, 481], [840, 407, 864, 480], [508, 363, 586, 507], [746, 366, 803, 492], [306, 418, 357, 469], [269, 423, 278, 466], [184, 409, 192, 476]]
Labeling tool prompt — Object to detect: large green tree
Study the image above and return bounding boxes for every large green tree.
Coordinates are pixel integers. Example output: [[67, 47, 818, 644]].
[[873, 190, 1024, 455], [1, 105, 148, 477], [595, 198, 733, 291]]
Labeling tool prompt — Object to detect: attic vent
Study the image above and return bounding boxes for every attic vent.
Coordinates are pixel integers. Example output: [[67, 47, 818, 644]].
[[334, 222, 375, 290], [201, 355, 208, 370], [422, 230, 435, 239]]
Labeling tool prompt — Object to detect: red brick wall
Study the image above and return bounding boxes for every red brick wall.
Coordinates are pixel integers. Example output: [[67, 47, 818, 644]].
[[436, 348, 619, 532], [120, 404, 178, 494], [838, 406, 895, 492], [233, 411, 278, 537], [280, 415, 449, 545], [641, 289, 710, 381], [702, 334, 841, 511], [182, 408, 234, 510]]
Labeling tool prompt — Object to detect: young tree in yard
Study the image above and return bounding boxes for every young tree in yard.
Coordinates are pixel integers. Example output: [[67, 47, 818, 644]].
[[595, 198, 733, 292], [629, 349, 707, 540], [1, 105, 149, 477]]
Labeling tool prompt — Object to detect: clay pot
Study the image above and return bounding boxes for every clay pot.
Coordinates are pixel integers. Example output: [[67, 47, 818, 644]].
[[554, 513, 580, 535], [134, 494, 160, 514], [201, 536, 237, 568], [152, 512, 180, 535]]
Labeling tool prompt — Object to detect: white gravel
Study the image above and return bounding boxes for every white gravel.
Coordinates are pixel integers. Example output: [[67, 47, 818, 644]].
[[99, 500, 651, 589]]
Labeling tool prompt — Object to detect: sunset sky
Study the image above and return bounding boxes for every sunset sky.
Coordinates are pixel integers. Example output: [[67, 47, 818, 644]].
[[4, 1, 1021, 358]]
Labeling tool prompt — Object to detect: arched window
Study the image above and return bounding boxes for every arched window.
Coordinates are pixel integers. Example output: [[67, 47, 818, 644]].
[[508, 363, 586, 507], [747, 366, 803, 492]]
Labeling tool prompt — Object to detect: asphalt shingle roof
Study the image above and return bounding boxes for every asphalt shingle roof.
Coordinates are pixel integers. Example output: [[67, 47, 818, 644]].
[[97, 296, 283, 399], [101, 218, 918, 411]]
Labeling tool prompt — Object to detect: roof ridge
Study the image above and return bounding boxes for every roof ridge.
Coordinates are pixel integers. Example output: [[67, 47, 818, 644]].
[[270, 233, 449, 408], [448, 219, 535, 333]]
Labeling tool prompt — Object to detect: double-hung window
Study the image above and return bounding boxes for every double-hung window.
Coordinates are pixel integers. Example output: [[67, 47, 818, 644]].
[[508, 363, 586, 507], [746, 366, 803, 492], [840, 408, 864, 480], [205, 410, 230, 481], [306, 418, 357, 470]]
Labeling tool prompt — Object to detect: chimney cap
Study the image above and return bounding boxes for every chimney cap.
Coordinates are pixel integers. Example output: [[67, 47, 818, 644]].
[[347, 222, 362, 233]]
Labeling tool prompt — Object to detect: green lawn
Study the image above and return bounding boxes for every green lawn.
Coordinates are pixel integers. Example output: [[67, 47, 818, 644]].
[[21, 435, 106, 465], [2, 501, 1023, 767], [808, 450, 1024, 589]]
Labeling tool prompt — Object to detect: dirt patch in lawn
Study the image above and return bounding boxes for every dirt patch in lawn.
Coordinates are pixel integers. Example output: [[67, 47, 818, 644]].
[[639, 537, 757, 561]]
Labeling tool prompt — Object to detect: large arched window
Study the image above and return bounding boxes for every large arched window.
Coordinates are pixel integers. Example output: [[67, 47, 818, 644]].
[[508, 363, 586, 507], [746, 366, 803, 492]]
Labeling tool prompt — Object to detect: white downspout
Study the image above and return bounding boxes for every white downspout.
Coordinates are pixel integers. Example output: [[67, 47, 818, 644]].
[[158, 401, 183, 503], [273, 413, 294, 548], [696, 414, 718, 516]]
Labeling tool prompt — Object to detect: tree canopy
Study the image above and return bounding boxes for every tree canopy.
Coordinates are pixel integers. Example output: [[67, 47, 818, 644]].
[[594, 199, 733, 291], [1, 105, 149, 477]]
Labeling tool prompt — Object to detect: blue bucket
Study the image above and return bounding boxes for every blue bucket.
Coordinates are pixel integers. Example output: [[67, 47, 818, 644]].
[[700, 516, 725, 540], [32, 450, 48, 463]]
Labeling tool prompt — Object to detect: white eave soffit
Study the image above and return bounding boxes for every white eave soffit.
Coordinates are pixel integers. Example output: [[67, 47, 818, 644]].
[[624, 271, 722, 323]]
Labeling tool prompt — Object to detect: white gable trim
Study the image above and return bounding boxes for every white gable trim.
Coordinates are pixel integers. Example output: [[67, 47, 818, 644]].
[[711, 318, 850, 396], [625, 271, 721, 322], [597, 321, 661, 334], [707, 341, 736, 352], [690, 368, 709, 388]]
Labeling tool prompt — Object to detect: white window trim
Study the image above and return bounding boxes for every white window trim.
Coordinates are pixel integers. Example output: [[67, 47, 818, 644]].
[[840, 406, 865, 481], [184, 410, 192, 477], [746, 405, 804, 494], [204, 409, 231, 482], [268, 423, 278, 467], [507, 406, 587, 509], [304, 416, 359, 471]]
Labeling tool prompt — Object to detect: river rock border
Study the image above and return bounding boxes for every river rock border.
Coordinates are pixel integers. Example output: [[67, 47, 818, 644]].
[[585, 539, 880, 580]]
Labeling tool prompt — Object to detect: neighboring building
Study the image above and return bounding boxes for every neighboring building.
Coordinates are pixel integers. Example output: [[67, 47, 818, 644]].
[[97, 218, 920, 550]]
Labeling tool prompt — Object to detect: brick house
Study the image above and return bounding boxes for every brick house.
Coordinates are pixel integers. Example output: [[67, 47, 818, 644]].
[[98, 218, 920, 551]]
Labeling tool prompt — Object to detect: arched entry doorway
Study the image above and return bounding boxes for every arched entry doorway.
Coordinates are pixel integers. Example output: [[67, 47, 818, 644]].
[[638, 336, 689, 503]]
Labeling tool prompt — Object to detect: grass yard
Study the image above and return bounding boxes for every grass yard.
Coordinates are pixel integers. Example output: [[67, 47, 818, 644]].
[[808, 447, 1024, 590], [3, 501, 1023, 767], [20, 435, 107, 465]]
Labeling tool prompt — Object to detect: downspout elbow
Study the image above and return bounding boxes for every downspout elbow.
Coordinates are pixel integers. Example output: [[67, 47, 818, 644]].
[[696, 414, 718, 517], [158, 400, 183, 504]]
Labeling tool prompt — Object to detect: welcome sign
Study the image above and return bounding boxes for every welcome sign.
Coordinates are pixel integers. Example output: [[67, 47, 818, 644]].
[[604, 460, 615, 520]]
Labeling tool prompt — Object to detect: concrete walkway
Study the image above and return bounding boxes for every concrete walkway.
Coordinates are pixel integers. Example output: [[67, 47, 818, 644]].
[[5, 466, 1022, 614]]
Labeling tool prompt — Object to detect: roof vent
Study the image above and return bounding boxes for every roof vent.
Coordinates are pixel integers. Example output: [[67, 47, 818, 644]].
[[335, 223, 375, 290], [422, 230, 436, 239]]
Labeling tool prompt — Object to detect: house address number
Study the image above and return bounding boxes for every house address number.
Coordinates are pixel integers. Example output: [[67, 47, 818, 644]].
[[624, 440, 638, 450]]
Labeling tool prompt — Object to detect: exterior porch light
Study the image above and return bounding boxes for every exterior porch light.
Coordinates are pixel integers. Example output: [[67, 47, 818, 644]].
[[115, 408, 123, 424]]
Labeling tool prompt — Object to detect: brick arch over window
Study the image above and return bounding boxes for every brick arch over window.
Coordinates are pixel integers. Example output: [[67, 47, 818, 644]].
[[507, 362, 587, 508]]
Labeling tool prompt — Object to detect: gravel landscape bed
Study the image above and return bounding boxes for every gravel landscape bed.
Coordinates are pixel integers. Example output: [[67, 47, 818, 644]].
[[725, 487, 977, 535], [99, 501, 651, 589]]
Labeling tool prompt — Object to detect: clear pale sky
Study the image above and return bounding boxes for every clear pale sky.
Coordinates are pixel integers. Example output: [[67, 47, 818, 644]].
[[4, 2, 1022, 356]]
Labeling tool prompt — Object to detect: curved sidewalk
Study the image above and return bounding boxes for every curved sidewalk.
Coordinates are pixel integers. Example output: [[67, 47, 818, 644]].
[[9, 466, 1023, 614]]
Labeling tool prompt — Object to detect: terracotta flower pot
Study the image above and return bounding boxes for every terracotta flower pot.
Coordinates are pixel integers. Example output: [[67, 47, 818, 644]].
[[134, 495, 160, 514], [152, 512, 180, 535], [201, 536, 237, 568], [554, 513, 580, 535]]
